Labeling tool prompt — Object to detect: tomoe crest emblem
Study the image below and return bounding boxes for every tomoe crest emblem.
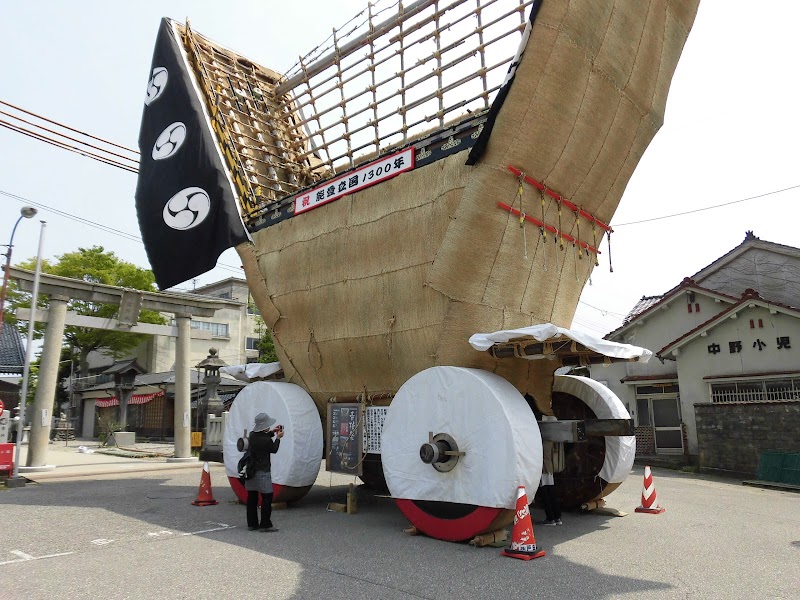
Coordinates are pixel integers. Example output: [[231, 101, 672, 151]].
[[163, 187, 211, 230]]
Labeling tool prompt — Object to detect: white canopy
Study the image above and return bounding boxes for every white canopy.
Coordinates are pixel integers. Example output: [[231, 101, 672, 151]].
[[220, 362, 282, 382], [468, 323, 652, 363]]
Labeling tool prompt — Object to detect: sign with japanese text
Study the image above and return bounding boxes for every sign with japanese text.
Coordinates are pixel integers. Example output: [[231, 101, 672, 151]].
[[326, 403, 363, 476], [708, 336, 792, 355], [294, 148, 415, 215]]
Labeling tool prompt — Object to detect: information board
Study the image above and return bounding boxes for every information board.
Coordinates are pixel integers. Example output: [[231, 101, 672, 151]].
[[0, 413, 9, 444], [326, 403, 363, 476]]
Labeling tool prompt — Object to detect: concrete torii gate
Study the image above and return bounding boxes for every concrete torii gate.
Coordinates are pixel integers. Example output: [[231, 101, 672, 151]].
[[10, 266, 234, 470]]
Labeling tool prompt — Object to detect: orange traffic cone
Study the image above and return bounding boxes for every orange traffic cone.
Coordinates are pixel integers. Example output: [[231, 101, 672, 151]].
[[501, 485, 546, 561], [635, 465, 665, 514], [192, 462, 219, 506]]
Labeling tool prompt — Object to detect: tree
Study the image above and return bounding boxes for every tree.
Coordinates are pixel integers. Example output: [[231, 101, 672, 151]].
[[7, 246, 165, 376], [251, 305, 278, 363]]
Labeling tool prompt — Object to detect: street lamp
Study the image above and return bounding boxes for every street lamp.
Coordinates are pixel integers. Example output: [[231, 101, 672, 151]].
[[0, 206, 38, 334], [11, 219, 46, 483]]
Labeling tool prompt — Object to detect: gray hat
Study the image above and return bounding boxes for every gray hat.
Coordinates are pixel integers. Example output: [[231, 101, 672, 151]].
[[252, 412, 276, 432]]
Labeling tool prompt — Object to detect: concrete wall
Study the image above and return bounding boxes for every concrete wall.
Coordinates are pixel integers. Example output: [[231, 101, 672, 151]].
[[695, 401, 800, 477]]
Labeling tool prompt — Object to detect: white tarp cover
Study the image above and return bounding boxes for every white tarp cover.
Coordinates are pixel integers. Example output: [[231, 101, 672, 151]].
[[221, 362, 282, 382], [553, 375, 635, 483], [468, 323, 653, 363], [223, 381, 323, 487], [381, 367, 542, 509]]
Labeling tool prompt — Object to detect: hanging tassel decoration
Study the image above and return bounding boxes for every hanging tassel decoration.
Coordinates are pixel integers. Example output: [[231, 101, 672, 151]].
[[607, 230, 614, 273], [516, 174, 527, 260], [520, 211, 528, 260], [553, 228, 560, 273], [540, 189, 547, 271]]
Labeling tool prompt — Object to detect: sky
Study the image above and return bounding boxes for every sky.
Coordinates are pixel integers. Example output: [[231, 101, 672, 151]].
[[1, 0, 799, 339]]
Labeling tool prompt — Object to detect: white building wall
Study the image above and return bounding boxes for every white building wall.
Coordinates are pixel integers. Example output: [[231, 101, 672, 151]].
[[671, 307, 800, 454], [590, 291, 733, 423]]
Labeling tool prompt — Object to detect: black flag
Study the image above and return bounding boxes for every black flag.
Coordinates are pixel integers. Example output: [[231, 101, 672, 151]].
[[135, 18, 250, 290], [466, 0, 542, 166]]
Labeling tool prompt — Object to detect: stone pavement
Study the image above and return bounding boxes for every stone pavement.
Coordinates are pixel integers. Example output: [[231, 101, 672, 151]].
[[7, 438, 203, 483]]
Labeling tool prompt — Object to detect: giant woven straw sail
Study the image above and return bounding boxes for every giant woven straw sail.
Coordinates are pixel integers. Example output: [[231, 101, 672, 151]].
[[176, 0, 700, 412]]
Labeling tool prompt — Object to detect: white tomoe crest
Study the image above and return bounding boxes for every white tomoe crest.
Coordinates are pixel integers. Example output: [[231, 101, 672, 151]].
[[145, 67, 168, 105], [152, 122, 187, 160], [163, 187, 211, 230]]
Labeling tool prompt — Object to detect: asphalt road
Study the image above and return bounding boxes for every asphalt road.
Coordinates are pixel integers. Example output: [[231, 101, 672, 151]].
[[0, 465, 798, 599]]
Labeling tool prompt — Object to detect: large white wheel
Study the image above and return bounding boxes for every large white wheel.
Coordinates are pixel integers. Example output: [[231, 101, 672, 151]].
[[381, 367, 542, 541], [223, 382, 323, 504], [549, 375, 635, 508]]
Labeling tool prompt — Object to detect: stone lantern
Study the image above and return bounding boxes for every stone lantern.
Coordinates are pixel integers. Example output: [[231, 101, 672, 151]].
[[103, 359, 145, 430], [195, 348, 227, 418]]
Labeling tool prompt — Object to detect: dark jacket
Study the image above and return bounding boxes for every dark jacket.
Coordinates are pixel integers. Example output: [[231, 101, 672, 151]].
[[248, 430, 280, 472]]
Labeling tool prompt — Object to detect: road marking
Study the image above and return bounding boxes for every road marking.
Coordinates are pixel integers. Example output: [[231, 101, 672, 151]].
[[182, 525, 237, 536], [147, 531, 174, 537], [0, 551, 73, 566], [90, 539, 114, 545]]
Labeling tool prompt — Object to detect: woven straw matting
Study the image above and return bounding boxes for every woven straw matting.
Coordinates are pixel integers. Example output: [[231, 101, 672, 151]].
[[240, 0, 699, 412]]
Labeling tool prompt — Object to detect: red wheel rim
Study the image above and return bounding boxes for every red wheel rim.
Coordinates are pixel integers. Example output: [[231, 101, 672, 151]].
[[228, 476, 286, 504], [395, 499, 505, 542]]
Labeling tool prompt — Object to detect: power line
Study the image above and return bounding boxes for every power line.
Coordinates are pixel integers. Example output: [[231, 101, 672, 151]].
[[0, 120, 138, 174], [0, 109, 139, 166], [613, 183, 800, 227], [578, 300, 627, 319], [0, 98, 139, 154]]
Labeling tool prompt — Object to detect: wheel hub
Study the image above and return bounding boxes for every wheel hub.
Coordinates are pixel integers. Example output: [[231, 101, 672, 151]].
[[419, 432, 462, 472]]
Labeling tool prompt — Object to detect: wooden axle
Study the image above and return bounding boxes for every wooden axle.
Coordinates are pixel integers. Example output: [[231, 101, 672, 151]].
[[538, 418, 633, 443]]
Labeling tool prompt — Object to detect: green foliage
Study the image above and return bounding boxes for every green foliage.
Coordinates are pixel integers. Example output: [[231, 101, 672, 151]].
[[7, 246, 166, 375], [97, 414, 123, 446], [251, 307, 278, 363]]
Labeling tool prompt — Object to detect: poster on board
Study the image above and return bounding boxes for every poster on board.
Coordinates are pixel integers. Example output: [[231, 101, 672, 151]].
[[326, 403, 362, 476]]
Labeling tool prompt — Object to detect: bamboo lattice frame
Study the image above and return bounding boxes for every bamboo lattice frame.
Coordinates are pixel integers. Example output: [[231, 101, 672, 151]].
[[179, 0, 532, 225]]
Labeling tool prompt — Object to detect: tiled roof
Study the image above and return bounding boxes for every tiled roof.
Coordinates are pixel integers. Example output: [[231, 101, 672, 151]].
[[606, 280, 738, 340], [0, 325, 25, 374], [622, 295, 663, 324], [78, 370, 246, 392]]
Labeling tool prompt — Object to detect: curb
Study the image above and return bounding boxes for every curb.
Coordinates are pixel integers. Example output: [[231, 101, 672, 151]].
[[20, 461, 217, 482]]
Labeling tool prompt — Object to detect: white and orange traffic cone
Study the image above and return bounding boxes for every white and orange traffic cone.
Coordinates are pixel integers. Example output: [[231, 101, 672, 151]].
[[502, 485, 546, 561], [635, 465, 665, 514], [192, 462, 219, 506]]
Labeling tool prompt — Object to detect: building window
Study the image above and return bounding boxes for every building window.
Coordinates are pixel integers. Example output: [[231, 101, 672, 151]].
[[710, 378, 800, 403], [247, 303, 261, 316], [190, 320, 229, 338], [246, 337, 259, 350]]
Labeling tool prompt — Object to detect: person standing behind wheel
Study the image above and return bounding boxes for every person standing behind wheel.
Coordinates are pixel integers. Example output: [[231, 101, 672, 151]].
[[246, 412, 284, 532]]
